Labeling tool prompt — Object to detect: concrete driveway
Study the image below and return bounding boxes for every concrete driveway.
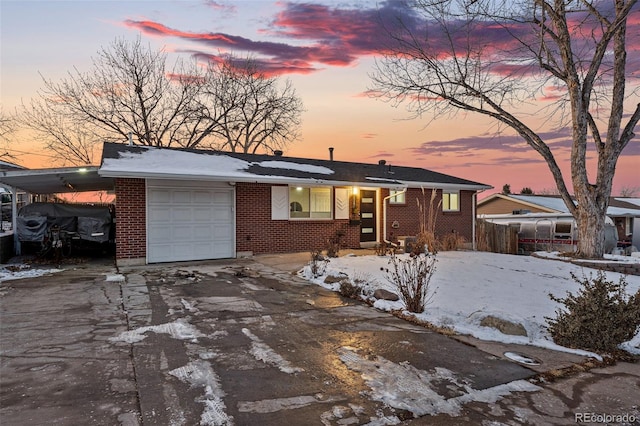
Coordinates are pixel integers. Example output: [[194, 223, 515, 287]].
[[1, 254, 639, 425]]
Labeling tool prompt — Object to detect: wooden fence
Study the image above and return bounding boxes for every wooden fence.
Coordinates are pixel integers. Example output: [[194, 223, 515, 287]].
[[476, 219, 519, 254]]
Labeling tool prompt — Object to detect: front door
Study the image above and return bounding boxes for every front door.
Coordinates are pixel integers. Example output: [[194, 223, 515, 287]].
[[359, 190, 377, 243]]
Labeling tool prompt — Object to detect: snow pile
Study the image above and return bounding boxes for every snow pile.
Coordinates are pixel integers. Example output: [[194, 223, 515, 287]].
[[0, 264, 62, 282], [105, 273, 125, 282], [299, 251, 640, 357]]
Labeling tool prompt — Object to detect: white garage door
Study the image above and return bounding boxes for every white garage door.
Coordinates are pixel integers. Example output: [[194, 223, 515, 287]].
[[147, 180, 235, 263]]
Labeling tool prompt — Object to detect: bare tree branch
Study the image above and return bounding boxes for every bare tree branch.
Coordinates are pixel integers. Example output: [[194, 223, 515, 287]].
[[18, 38, 304, 159], [370, 0, 639, 258]]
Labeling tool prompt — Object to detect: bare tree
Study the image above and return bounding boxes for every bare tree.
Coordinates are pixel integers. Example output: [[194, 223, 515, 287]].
[[0, 109, 19, 162], [618, 186, 639, 197], [0, 109, 15, 142], [16, 98, 98, 165], [197, 58, 304, 153], [33, 36, 207, 153], [371, 0, 640, 258], [19, 37, 303, 163]]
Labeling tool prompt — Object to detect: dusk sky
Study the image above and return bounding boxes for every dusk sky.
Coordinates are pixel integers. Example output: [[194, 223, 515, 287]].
[[1, 0, 639, 197]]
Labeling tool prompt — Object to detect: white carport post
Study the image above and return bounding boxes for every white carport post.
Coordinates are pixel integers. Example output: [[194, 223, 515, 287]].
[[9, 185, 21, 255]]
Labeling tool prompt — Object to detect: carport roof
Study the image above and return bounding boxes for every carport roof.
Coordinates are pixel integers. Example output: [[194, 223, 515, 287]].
[[0, 166, 114, 194]]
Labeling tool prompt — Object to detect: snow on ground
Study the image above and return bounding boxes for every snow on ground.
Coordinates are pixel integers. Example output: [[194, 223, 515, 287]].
[[338, 346, 540, 417], [169, 359, 233, 426], [109, 318, 206, 344], [242, 328, 305, 374], [299, 251, 640, 358], [0, 263, 62, 282]]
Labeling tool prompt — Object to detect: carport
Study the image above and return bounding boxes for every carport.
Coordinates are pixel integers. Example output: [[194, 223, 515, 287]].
[[0, 166, 114, 254]]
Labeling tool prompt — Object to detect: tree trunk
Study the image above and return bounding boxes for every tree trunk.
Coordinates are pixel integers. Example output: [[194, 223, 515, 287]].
[[575, 203, 607, 258]]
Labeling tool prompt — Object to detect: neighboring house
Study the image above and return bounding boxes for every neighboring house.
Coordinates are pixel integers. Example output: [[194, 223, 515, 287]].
[[99, 142, 491, 265], [478, 193, 640, 249]]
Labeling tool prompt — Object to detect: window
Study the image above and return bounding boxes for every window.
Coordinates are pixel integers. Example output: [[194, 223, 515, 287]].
[[289, 187, 332, 219], [389, 190, 406, 204], [442, 191, 459, 212]]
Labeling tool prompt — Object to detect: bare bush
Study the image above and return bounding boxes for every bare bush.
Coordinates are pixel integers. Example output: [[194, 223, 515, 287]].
[[309, 249, 328, 278], [325, 229, 344, 258], [439, 231, 466, 251], [375, 241, 395, 256], [383, 253, 437, 313], [339, 280, 362, 299]]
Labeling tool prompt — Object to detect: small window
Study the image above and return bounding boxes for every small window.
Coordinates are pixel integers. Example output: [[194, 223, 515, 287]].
[[555, 222, 572, 234], [389, 190, 406, 205], [289, 187, 332, 219], [442, 191, 459, 212]]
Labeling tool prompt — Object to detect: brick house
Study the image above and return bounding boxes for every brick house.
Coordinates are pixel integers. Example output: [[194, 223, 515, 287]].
[[99, 142, 491, 265]]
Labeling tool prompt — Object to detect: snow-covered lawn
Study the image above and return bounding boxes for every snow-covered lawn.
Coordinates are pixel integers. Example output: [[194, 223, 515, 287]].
[[299, 251, 640, 359]]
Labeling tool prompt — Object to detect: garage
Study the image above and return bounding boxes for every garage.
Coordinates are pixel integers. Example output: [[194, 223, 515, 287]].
[[146, 180, 235, 263]]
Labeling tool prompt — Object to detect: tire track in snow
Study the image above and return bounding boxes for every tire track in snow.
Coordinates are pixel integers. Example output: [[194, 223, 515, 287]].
[[169, 360, 233, 426], [242, 328, 304, 374]]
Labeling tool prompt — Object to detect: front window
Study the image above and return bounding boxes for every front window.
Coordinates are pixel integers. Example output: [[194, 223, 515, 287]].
[[442, 191, 459, 212], [289, 186, 332, 219], [389, 190, 406, 205]]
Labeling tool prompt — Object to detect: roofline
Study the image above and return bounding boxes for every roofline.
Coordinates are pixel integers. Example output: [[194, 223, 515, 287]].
[[2, 165, 98, 178], [479, 212, 576, 219], [98, 169, 491, 191], [477, 193, 561, 213]]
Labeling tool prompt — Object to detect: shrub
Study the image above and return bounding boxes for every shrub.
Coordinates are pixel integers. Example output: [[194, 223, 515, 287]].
[[383, 253, 437, 313], [375, 241, 395, 256], [546, 271, 640, 354], [439, 231, 466, 251], [309, 249, 329, 278], [325, 229, 345, 258], [339, 280, 362, 298], [413, 231, 436, 255]]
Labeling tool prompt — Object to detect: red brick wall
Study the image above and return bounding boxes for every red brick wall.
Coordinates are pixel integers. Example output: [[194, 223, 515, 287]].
[[114, 178, 146, 260], [236, 183, 360, 254], [384, 188, 475, 243], [113, 179, 475, 259]]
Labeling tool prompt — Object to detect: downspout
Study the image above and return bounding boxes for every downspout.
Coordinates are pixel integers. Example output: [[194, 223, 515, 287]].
[[382, 188, 407, 246]]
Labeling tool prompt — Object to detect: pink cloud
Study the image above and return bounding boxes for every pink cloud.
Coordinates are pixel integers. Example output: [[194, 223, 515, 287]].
[[121, 1, 640, 81]]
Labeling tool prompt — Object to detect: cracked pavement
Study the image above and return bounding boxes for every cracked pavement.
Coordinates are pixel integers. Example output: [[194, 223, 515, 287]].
[[1, 256, 638, 425]]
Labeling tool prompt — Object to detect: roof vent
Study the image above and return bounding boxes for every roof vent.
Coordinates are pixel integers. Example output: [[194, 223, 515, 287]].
[[378, 159, 386, 166], [273, 150, 283, 156], [329, 147, 334, 161]]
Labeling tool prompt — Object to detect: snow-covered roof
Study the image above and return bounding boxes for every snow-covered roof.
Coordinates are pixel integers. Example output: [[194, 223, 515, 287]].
[[616, 198, 640, 208], [99, 143, 491, 190], [508, 195, 570, 213], [481, 194, 640, 218]]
